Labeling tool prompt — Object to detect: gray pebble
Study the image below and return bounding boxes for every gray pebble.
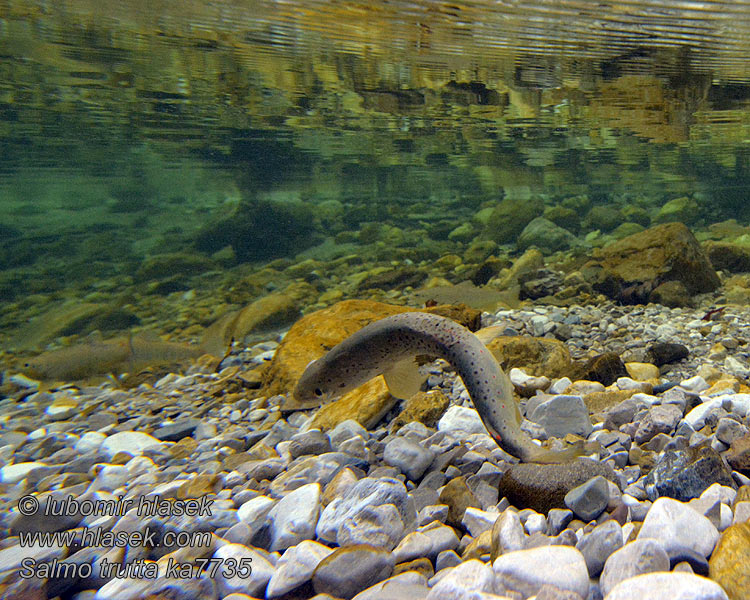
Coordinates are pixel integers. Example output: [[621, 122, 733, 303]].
[[564, 475, 610, 521], [598, 538, 670, 598], [575, 519, 623, 577], [313, 544, 395, 599], [383, 436, 435, 481]]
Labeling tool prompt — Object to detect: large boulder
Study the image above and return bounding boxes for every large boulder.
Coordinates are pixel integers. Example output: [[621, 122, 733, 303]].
[[583, 223, 720, 304]]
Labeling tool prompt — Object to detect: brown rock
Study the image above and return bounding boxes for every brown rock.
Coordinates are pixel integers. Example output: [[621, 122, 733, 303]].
[[176, 474, 220, 499], [266, 299, 481, 401], [439, 476, 481, 529], [357, 265, 427, 291], [390, 390, 450, 433], [462, 529, 493, 560], [310, 377, 397, 431], [586, 222, 720, 302], [704, 240, 750, 273], [572, 353, 627, 386], [498, 459, 618, 514], [485, 336, 572, 379], [709, 521, 750, 600], [649, 280, 691, 308], [393, 556, 434, 579], [727, 433, 750, 475]]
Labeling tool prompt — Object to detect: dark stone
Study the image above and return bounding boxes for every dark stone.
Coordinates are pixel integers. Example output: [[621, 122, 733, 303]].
[[313, 544, 395, 599], [357, 266, 427, 291], [726, 432, 750, 474], [703, 241, 750, 273], [195, 197, 321, 262], [10, 493, 84, 535], [152, 418, 201, 442], [646, 342, 690, 367], [574, 353, 628, 386], [652, 381, 679, 393], [519, 268, 564, 300], [667, 546, 709, 575], [498, 458, 619, 514], [649, 280, 691, 308], [564, 475, 610, 521], [604, 397, 646, 430], [644, 446, 736, 501], [484, 196, 544, 244]]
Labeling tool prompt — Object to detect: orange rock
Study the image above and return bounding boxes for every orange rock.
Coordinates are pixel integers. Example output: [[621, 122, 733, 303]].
[[309, 376, 396, 431], [262, 299, 480, 399], [485, 335, 572, 379]]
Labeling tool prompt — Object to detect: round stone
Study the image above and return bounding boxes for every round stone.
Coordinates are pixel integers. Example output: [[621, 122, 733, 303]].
[[312, 544, 395, 599], [604, 572, 728, 600]]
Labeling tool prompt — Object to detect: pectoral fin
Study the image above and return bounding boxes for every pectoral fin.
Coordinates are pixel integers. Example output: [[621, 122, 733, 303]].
[[383, 357, 425, 400]]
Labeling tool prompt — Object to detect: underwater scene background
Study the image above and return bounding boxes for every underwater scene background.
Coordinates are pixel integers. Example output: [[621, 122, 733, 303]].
[[3, 0, 750, 363], [5, 2, 750, 600]]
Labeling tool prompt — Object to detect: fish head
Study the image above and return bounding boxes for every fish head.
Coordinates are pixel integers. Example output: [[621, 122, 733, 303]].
[[21, 356, 50, 380], [288, 358, 344, 410]]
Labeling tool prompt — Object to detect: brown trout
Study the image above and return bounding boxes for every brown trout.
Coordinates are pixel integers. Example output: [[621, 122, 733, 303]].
[[294, 312, 595, 463], [22, 335, 205, 381]]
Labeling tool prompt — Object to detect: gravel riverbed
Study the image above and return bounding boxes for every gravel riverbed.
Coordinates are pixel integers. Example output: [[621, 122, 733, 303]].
[[1, 301, 749, 600]]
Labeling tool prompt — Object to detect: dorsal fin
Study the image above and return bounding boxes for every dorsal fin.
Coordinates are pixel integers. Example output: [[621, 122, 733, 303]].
[[383, 357, 425, 400]]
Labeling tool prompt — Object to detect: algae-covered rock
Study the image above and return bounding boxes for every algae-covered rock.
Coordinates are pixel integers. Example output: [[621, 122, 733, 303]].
[[654, 196, 700, 224], [390, 390, 450, 433], [135, 252, 217, 281], [483, 196, 544, 244], [544, 205, 581, 233], [485, 336, 572, 379], [703, 241, 750, 273], [517, 217, 577, 253], [584, 205, 624, 232], [195, 197, 321, 262], [649, 280, 691, 308], [585, 223, 720, 303]]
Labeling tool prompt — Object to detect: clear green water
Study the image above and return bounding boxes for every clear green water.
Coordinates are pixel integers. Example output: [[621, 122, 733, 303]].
[[3, 0, 750, 359]]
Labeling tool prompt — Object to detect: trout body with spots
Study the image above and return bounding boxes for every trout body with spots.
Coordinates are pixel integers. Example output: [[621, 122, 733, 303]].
[[294, 312, 592, 463]]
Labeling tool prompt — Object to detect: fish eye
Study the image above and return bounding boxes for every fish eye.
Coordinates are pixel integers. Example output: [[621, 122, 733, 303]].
[[314, 388, 323, 397]]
